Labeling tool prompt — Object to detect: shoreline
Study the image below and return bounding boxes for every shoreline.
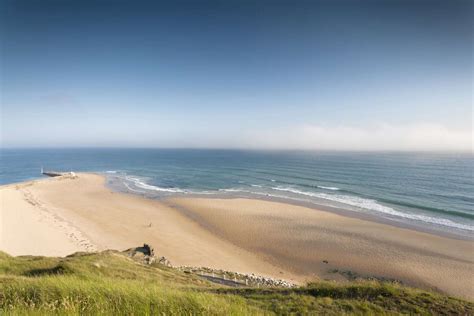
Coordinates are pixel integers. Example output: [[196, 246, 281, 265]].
[[6, 172, 472, 241], [104, 174, 473, 242], [1, 173, 473, 299]]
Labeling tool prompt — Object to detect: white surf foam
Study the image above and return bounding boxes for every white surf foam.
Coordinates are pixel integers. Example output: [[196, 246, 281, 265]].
[[125, 176, 185, 193], [123, 182, 146, 193], [271, 186, 473, 231], [317, 186, 340, 191], [219, 188, 245, 193]]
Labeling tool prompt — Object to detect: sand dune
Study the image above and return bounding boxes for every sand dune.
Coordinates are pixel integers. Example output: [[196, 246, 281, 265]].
[[0, 173, 472, 299]]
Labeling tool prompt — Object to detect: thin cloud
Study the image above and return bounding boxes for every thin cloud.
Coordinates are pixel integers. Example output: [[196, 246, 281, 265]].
[[239, 123, 472, 152]]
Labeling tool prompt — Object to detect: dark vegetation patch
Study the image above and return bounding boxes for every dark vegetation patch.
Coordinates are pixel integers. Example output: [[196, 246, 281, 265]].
[[24, 263, 73, 277]]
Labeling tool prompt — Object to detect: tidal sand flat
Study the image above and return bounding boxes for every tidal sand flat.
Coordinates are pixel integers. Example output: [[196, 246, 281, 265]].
[[1, 173, 472, 300], [168, 197, 474, 300]]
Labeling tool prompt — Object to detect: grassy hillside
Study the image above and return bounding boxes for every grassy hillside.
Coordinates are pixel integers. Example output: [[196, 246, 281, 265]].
[[0, 250, 471, 315]]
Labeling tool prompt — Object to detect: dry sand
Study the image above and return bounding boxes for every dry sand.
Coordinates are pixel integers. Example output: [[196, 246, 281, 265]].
[[0, 174, 292, 280], [0, 173, 472, 299]]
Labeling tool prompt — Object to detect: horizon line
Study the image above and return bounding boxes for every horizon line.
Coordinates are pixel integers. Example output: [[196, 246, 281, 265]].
[[1, 146, 472, 154]]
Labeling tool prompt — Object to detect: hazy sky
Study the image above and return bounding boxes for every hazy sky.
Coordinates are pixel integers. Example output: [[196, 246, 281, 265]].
[[1, 0, 472, 151]]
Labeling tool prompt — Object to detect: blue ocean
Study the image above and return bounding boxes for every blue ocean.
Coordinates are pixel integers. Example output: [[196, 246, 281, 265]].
[[1, 148, 473, 238]]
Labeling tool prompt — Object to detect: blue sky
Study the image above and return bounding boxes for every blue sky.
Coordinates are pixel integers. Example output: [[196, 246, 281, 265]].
[[1, 0, 472, 150]]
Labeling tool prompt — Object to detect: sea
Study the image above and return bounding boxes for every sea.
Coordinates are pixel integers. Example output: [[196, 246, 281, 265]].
[[1, 148, 473, 238]]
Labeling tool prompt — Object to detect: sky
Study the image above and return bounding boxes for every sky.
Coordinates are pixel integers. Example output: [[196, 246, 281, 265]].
[[1, 0, 472, 151]]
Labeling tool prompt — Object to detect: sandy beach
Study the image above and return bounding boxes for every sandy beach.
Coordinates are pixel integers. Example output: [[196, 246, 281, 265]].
[[0, 173, 472, 299]]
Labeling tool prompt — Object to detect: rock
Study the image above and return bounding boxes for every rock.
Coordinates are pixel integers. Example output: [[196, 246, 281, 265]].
[[124, 244, 157, 265], [158, 256, 172, 267]]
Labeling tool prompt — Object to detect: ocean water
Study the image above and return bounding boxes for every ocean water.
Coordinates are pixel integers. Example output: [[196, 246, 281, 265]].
[[1, 148, 473, 238]]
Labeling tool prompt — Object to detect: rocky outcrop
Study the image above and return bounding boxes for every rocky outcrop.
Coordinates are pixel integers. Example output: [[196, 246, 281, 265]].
[[124, 244, 172, 266]]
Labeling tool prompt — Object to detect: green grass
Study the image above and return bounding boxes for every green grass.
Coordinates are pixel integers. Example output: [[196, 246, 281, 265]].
[[0, 251, 472, 315]]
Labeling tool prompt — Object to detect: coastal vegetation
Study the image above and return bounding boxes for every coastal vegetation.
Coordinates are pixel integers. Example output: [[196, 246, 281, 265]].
[[0, 250, 471, 315]]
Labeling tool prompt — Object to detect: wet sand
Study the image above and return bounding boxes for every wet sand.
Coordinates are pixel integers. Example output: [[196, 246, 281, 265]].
[[0, 173, 472, 299]]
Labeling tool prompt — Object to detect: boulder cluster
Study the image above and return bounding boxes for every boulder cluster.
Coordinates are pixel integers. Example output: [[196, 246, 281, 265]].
[[177, 266, 296, 288], [243, 273, 296, 288]]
